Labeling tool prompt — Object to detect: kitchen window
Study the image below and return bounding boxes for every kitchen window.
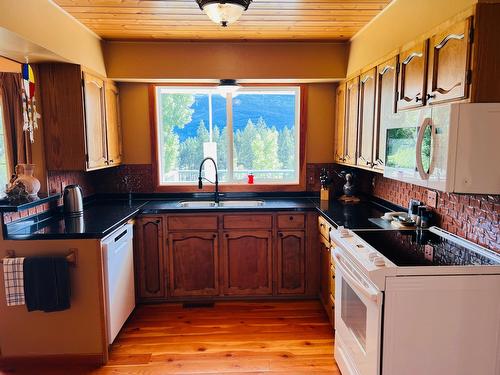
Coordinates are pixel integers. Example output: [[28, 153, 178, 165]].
[[152, 85, 304, 188]]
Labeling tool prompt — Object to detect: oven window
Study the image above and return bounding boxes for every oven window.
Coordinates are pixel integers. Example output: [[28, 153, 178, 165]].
[[341, 279, 367, 351], [385, 127, 417, 169]]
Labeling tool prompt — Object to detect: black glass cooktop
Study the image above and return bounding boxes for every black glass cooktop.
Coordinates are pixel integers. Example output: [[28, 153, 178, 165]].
[[355, 230, 500, 267]]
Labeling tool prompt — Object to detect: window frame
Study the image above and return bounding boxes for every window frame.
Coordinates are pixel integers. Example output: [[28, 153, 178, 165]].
[[149, 83, 307, 192]]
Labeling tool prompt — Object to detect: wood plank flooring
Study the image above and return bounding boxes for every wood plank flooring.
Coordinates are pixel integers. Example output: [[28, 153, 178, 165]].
[[1, 300, 339, 374]]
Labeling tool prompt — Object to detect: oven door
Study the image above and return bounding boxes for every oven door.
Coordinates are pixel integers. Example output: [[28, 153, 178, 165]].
[[333, 247, 383, 375]]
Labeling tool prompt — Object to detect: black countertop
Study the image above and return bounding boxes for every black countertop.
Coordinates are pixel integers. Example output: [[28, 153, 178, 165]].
[[3, 194, 399, 240], [141, 198, 316, 213], [314, 198, 397, 230], [5, 200, 147, 240]]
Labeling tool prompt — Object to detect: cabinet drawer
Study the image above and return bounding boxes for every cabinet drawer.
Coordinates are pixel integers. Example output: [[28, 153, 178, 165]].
[[318, 215, 333, 241], [223, 214, 272, 229], [277, 214, 305, 229], [168, 215, 218, 231]]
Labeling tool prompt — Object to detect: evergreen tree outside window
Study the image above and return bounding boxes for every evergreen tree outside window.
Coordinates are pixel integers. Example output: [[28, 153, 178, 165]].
[[154, 86, 301, 185]]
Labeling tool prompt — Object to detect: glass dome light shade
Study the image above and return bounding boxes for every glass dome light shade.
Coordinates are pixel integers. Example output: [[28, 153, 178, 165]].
[[202, 2, 246, 27]]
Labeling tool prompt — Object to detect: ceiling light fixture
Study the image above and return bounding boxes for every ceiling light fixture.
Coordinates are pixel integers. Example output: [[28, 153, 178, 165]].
[[217, 79, 240, 96], [196, 0, 252, 27]]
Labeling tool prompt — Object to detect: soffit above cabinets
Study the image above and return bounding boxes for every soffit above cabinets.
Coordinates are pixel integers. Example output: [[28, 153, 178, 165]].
[[52, 0, 392, 41]]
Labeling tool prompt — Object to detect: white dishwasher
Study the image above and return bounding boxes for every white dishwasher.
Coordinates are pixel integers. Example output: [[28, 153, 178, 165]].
[[102, 223, 135, 344]]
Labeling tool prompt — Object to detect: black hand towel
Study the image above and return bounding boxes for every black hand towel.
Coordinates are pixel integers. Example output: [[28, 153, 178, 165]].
[[24, 256, 71, 312]]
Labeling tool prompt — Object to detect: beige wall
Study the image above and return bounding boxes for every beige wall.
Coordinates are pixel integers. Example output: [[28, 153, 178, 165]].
[[0, 0, 105, 75], [119, 82, 336, 165], [105, 41, 348, 81], [0, 237, 106, 358], [347, 0, 477, 75]]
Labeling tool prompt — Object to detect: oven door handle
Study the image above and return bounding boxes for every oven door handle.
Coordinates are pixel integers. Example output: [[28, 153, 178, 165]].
[[334, 249, 381, 303]]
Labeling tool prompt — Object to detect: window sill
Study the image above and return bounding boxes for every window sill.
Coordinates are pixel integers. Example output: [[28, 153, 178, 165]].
[[154, 183, 306, 193]]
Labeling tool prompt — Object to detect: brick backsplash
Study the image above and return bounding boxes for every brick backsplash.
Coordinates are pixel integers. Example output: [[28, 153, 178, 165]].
[[91, 164, 154, 193], [48, 170, 96, 198], [371, 174, 500, 253]]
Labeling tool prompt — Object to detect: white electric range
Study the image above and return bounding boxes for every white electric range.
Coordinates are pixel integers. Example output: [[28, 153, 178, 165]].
[[330, 226, 500, 375]]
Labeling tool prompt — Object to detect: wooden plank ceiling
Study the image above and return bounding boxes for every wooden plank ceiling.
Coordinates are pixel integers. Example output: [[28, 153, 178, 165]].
[[53, 0, 392, 41]]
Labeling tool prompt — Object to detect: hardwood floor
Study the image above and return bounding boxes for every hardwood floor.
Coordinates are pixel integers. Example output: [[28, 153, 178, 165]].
[[1, 300, 339, 374]]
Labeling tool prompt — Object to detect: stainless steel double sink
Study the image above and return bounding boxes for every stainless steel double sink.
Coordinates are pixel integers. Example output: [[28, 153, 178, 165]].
[[178, 200, 265, 208]]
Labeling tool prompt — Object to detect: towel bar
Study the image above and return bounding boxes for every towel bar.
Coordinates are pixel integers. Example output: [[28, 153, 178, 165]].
[[0, 249, 78, 266]]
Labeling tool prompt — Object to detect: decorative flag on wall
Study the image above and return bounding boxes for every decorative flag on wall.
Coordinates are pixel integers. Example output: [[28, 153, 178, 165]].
[[21, 63, 41, 143]]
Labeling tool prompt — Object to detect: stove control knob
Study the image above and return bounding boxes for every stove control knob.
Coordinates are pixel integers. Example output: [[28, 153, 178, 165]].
[[338, 227, 351, 238], [368, 252, 378, 261], [373, 256, 386, 267]]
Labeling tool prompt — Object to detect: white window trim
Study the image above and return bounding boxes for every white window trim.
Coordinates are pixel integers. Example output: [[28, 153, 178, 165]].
[[155, 86, 301, 186]]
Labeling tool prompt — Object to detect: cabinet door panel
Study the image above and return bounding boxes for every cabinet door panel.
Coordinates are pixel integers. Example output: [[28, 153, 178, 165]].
[[277, 231, 305, 295], [135, 217, 166, 300], [105, 81, 122, 166], [168, 232, 219, 297], [397, 41, 429, 111], [358, 68, 376, 167], [319, 236, 333, 323], [83, 72, 108, 170], [427, 17, 472, 104], [374, 56, 398, 170], [334, 83, 346, 163], [222, 231, 272, 295], [344, 77, 359, 165]]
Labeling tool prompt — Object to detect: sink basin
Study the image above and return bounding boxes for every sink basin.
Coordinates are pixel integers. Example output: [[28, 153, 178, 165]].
[[178, 201, 216, 208], [178, 200, 264, 208], [219, 200, 264, 207]]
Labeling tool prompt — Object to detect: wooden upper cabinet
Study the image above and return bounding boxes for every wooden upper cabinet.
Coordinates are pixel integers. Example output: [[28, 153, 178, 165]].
[[83, 72, 108, 170], [334, 83, 346, 163], [276, 231, 305, 295], [105, 81, 123, 166], [222, 230, 273, 296], [344, 77, 359, 165], [374, 56, 398, 170], [38, 63, 122, 171], [168, 232, 219, 297], [427, 17, 473, 105], [358, 68, 376, 167], [135, 216, 166, 300], [397, 40, 429, 111]]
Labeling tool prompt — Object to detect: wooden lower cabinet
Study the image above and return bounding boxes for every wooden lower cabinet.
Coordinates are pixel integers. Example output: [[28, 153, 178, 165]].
[[319, 231, 334, 326], [168, 232, 219, 297], [135, 216, 166, 301], [134, 212, 320, 301], [222, 230, 273, 295], [276, 231, 305, 295]]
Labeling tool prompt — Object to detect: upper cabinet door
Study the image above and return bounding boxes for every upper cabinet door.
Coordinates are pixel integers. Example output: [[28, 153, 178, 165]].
[[427, 17, 473, 105], [374, 56, 398, 170], [105, 81, 123, 166], [344, 77, 360, 165], [397, 40, 429, 111], [83, 72, 108, 170], [357, 68, 376, 167], [334, 83, 346, 163]]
